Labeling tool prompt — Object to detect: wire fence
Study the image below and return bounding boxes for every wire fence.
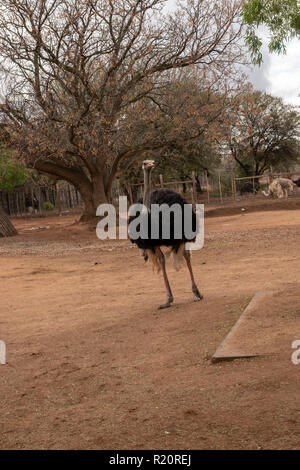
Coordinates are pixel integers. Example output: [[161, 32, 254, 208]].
[[2, 170, 299, 218], [124, 170, 300, 205], [0, 181, 83, 217]]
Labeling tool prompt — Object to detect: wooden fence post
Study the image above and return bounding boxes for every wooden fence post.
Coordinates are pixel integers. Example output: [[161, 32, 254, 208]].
[[127, 184, 133, 205], [31, 186, 34, 211], [218, 171, 223, 204], [68, 184, 72, 208], [38, 186, 42, 215], [231, 175, 236, 201], [159, 174, 164, 188], [191, 171, 197, 207], [205, 171, 210, 204], [190, 187, 195, 209], [16, 193, 20, 217], [56, 182, 62, 216]]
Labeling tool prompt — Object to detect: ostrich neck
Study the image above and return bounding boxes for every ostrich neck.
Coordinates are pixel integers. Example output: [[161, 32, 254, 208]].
[[143, 169, 152, 210]]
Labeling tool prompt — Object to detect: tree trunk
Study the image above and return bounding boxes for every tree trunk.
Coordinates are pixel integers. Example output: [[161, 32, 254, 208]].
[[0, 207, 18, 237], [195, 175, 203, 194], [78, 173, 109, 223], [33, 161, 113, 224]]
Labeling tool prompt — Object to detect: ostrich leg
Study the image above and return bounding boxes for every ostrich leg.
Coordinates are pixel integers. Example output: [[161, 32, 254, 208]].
[[156, 247, 174, 309], [184, 249, 203, 302]]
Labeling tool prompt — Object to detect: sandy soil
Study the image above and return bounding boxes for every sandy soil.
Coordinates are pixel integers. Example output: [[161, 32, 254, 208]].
[[0, 198, 300, 449]]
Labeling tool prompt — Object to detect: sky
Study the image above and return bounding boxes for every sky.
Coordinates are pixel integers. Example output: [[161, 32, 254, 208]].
[[248, 37, 300, 108], [165, 0, 300, 108]]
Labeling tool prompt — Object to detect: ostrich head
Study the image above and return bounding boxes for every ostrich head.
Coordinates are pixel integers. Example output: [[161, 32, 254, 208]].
[[142, 160, 155, 172]]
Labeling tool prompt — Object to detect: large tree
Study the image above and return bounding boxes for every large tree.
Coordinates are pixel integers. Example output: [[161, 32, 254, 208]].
[[222, 91, 300, 176], [0, 126, 20, 236], [243, 0, 300, 64], [118, 75, 240, 195], [0, 0, 245, 220]]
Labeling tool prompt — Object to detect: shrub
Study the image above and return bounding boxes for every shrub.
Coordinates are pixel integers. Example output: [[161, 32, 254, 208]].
[[43, 201, 54, 211]]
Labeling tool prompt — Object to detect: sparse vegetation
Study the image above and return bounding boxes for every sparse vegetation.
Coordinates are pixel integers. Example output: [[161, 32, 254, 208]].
[[43, 202, 55, 211]]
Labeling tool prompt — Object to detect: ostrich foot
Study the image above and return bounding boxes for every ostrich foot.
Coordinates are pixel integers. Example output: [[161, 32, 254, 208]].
[[158, 296, 174, 310], [193, 287, 203, 302]]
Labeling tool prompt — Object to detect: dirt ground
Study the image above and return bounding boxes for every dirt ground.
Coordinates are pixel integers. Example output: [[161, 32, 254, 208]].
[[0, 198, 300, 450]]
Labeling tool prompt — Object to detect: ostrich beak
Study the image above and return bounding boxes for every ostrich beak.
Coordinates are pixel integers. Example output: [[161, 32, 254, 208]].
[[142, 160, 155, 170]]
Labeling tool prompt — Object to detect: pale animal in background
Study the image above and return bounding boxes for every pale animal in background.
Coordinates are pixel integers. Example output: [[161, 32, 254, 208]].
[[262, 178, 296, 198]]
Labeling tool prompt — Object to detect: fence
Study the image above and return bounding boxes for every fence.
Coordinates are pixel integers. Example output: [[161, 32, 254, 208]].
[[126, 171, 200, 206], [0, 182, 83, 216], [124, 170, 300, 206], [3, 170, 299, 217], [124, 170, 238, 205], [233, 172, 300, 200]]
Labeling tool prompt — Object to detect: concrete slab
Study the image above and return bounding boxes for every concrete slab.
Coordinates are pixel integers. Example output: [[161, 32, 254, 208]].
[[212, 290, 277, 363]]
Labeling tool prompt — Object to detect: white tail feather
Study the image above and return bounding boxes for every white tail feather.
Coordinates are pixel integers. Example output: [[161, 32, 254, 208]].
[[144, 244, 186, 273], [172, 243, 185, 271]]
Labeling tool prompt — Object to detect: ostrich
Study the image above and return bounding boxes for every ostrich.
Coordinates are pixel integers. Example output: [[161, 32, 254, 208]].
[[129, 160, 203, 309], [262, 179, 283, 198], [276, 178, 296, 197], [262, 178, 296, 198]]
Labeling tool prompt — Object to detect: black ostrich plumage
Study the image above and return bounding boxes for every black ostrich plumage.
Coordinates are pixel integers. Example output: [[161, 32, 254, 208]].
[[128, 188, 199, 251]]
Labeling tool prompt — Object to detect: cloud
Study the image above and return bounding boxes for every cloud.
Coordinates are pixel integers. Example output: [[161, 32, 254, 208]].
[[166, 2, 300, 106], [248, 53, 272, 93], [247, 27, 272, 93], [247, 29, 300, 107], [268, 39, 300, 107]]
